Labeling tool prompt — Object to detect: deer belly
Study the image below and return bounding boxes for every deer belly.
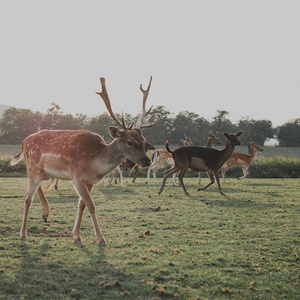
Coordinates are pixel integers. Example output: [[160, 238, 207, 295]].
[[190, 157, 207, 171], [44, 167, 72, 180], [236, 159, 248, 167]]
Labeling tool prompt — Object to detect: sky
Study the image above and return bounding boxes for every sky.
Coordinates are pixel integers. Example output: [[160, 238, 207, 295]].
[[0, 1, 299, 127]]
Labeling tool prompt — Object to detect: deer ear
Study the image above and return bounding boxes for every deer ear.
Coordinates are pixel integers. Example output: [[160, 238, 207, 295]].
[[224, 133, 229, 139], [108, 126, 121, 138], [236, 131, 243, 136], [145, 142, 155, 151]]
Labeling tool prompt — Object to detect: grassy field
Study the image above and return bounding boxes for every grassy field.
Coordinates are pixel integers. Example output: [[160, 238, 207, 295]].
[[0, 177, 299, 299]]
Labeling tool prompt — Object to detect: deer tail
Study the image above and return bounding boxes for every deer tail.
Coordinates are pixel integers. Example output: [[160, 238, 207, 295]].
[[10, 151, 24, 166], [165, 140, 173, 154]]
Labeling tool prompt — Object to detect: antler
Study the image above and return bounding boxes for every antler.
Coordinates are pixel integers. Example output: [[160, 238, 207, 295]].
[[135, 76, 155, 129], [95, 77, 126, 129]]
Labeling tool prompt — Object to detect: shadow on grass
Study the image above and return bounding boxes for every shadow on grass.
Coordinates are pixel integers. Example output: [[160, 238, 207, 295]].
[[0, 239, 158, 300]]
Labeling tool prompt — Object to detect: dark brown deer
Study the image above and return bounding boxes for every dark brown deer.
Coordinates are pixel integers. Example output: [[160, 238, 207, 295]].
[[146, 136, 193, 185], [158, 132, 243, 196], [11, 76, 154, 244]]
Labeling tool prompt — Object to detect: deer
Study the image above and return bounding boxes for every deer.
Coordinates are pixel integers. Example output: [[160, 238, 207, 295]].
[[115, 142, 155, 184], [158, 131, 243, 196], [198, 132, 221, 185], [145, 136, 193, 185], [10, 76, 155, 244], [221, 142, 263, 182]]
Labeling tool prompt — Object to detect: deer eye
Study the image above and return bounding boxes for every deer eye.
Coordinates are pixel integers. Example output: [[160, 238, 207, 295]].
[[126, 140, 134, 147]]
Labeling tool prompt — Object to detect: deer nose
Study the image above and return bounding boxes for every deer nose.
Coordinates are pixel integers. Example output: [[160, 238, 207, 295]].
[[138, 157, 151, 168]]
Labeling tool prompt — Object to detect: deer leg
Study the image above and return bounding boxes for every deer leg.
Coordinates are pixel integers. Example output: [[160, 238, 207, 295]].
[[146, 164, 155, 184], [221, 165, 231, 183], [55, 178, 59, 190], [153, 168, 158, 184], [20, 177, 41, 239], [198, 170, 214, 192], [73, 198, 86, 242], [119, 170, 123, 187], [172, 172, 177, 186], [152, 165, 160, 184], [36, 185, 50, 222], [107, 171, 114, 186], [132, 168, 138, 183], [238, 167, 248, 182], [158, 166, 180, 194], [72, 182, 105, 244], [214, 171, 226, 197], [198, 172, 202, 185], [177, 167, 189, 195]]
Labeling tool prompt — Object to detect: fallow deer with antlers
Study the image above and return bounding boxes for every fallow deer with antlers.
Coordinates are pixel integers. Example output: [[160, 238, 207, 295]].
[[11, 76, 154, 244]]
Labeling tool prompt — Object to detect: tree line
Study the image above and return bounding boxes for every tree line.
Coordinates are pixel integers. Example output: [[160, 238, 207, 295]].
[[0, 103, 299, 146]]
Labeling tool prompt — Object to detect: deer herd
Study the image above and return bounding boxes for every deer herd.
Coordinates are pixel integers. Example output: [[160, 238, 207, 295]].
[[11, 76, 264, 244]]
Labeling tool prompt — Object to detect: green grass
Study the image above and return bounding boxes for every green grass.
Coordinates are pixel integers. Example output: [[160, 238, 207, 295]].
[[0, 177, 299, 299]]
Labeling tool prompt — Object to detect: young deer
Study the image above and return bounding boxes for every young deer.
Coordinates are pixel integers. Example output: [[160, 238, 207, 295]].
[[117, 142, 155, 184], [146, 136, 193, 185], [158, 132, 243, 196], [11, 76, 154, 244], [221, 142, 263, 182], [198, 132, 221, 185]]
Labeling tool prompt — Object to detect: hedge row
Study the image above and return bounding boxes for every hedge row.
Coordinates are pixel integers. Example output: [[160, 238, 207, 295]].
[[1, 156, 300, 178]]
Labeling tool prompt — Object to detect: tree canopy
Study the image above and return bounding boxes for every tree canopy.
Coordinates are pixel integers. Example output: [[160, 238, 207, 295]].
[[0, 103, 296, 147]]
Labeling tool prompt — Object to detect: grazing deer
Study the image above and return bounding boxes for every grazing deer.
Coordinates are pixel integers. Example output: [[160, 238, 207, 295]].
[[198, 132, 221, 185], [158, 132, 243, 196], [10, 76, 155, 244], [146, 136, 193, 185], [221, 142, 263, 182]]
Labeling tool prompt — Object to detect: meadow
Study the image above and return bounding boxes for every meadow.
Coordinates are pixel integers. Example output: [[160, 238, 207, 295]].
[[0, 177, 299, 299]]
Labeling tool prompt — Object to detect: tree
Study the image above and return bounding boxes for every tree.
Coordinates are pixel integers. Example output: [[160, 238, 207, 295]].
[[277, 119, 300, 147], [237, 118, 274, 146], [86, 113, 117, 142], [0, 108, 42, 144], [211, 110, 236, 141], [143, 106, 173, 145], [41, 103, 64, 129]]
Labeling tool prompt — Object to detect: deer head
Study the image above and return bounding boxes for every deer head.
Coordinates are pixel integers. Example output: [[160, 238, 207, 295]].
[[95, 77, 154, 167]]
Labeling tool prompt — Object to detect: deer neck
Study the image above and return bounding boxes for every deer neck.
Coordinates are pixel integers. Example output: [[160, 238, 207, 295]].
[[249, 148, 257, 163], [206, 138, 212, 148], [219, 140, 235, 167], [94, 139, 125, 175]]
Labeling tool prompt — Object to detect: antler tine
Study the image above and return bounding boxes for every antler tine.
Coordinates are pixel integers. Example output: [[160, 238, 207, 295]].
[[135, 76, 154, 129], [95, 77, 125, 129]]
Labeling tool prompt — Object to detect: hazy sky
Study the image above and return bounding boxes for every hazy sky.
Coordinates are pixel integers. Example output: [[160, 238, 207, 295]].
[[1, 1, 299, 127]]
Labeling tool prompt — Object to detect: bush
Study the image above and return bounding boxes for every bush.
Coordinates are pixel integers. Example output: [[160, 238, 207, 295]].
[[0, 158, 27, 175], [224, 156, 300, 179], [1, 156, 300, 178]]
